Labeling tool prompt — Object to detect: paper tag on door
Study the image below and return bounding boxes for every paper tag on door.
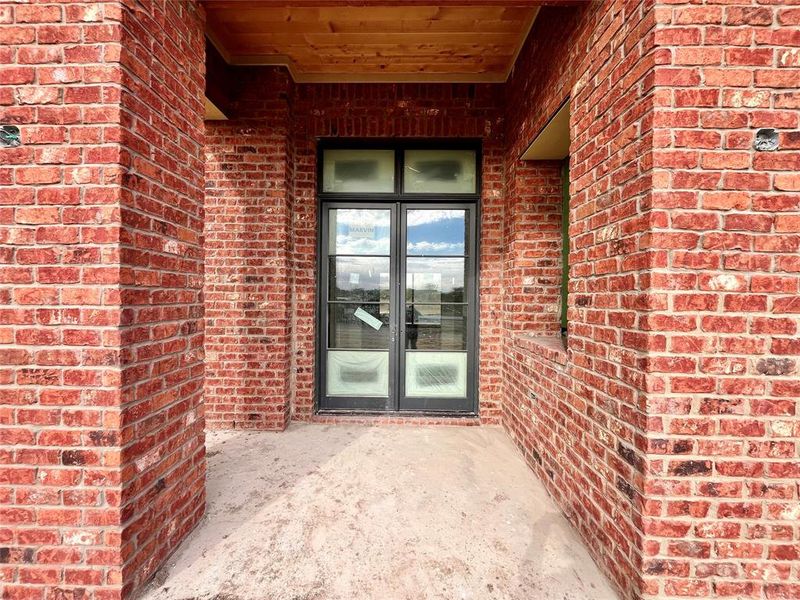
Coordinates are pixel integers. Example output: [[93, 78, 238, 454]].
[[354, 307, 383, 331]]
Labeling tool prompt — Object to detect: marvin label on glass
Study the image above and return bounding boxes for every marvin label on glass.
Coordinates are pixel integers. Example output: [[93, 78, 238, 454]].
[[348, 222, 374, 239]]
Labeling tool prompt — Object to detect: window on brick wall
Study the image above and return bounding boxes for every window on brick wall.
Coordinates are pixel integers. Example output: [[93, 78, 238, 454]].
[[561, 159, 569, 335], [516, 99, 570, 338]]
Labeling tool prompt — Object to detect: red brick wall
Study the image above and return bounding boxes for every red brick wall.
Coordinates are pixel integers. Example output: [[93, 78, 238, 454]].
[[502, 2, 656, 598], [204, 79, 506, 425], [0, 3, 127, 596], [0, 1, 205, 598], [117, 1, 206, 594], [502, 159, 564, 335], [204, 67, 294, 431], [642, 2, 800, 598]]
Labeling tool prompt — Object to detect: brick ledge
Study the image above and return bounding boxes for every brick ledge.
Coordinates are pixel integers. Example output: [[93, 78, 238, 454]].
[[511, 333, 569, 366]]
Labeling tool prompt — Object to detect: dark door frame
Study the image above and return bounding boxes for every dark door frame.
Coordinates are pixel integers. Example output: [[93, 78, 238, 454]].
[[314, 139, 482, 416], [318, 202, 399, 412], [397, 202, 477, 413]]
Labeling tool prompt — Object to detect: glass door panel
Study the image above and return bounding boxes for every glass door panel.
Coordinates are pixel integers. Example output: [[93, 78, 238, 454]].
[[328, 208, 391, 255], [320, 206, 395, 410], [406, 208, 468, 255], [406, 304, 467, 350], [400, 206, 475, 412], [406, 258, 466, 303], [405, 352, 468, 398], [327, 351, 389, 397], [329, 256, 390, 302]]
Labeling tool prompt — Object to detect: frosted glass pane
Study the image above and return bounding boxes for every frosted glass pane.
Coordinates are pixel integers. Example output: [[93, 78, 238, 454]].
[[327, 350, 389, 397], [405, 352, 467, 397], [322, 149, 395, 193], [328, 208, 391, 255], [404, 150, 477, 194]]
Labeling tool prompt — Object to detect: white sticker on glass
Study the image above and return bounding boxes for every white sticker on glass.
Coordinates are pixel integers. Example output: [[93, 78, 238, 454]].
[[354, 307, 383, 331]]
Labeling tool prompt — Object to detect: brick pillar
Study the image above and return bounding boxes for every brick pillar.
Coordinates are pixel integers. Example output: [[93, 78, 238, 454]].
[[0, 2, 205, 598], [502, 1, 798, 598], [641, 2, 800, 598], [204, 67, 293, 430]]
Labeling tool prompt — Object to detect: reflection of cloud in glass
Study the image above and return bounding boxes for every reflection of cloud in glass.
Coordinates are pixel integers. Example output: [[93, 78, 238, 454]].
[[407, 241, 464, 254], [407, 210, 466, 256], [331, 209, 391, 255], [333, 209, 391, 226], [335, 236, 390, 255], [407, 210, 462, 227]]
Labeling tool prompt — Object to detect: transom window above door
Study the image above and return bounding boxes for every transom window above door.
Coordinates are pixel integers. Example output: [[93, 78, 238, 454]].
[[319, 142, 480, 197]]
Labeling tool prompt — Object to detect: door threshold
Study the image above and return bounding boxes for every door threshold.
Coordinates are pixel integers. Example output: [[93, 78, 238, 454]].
[[313, 411, 481, 426]]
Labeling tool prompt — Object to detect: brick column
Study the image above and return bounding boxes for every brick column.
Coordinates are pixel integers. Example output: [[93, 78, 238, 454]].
[[0, 2, 205, 598], [642, 2, 800, 598]]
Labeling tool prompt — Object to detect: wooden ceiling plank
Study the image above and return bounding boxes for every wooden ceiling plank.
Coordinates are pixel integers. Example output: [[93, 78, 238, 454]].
[[293, 53, 514, 64], [327, 19, 525, 34], [432, 6, 508, 20], [298, 62, 506, 74], [316, 6, 440, 20], [207, 6, 319, 22], [223, 21, 333, 34], [227, 32, 519, 45], [262, 45, 518, 58]]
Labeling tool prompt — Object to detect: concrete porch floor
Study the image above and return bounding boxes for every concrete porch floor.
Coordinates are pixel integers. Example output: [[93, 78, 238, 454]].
[[140, 424, 618, 600]]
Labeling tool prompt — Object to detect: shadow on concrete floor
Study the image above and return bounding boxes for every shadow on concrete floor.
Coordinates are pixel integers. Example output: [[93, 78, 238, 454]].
[[138, 423, 618, 600]]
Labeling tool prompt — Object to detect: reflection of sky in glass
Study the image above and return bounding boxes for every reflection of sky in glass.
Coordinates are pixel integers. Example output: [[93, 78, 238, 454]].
[[330, 209, 467, 257], [331, 209, 391, 255], [407, 210, 465, 256]]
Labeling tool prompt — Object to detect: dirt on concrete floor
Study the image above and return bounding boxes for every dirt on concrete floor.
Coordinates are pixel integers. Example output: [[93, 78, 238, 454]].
[[138, 424, 618, 600]]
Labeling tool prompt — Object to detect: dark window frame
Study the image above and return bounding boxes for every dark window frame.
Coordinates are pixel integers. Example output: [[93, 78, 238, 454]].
[[561, 159, 570, 335]]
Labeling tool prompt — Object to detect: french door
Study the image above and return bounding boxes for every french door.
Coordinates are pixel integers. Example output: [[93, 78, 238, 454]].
[[319, 202, 477, 413]]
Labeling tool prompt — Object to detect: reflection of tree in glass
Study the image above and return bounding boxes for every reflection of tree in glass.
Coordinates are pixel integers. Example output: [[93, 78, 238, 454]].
[[443, 286, 464, 303], [405, 304, 467, 351]]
